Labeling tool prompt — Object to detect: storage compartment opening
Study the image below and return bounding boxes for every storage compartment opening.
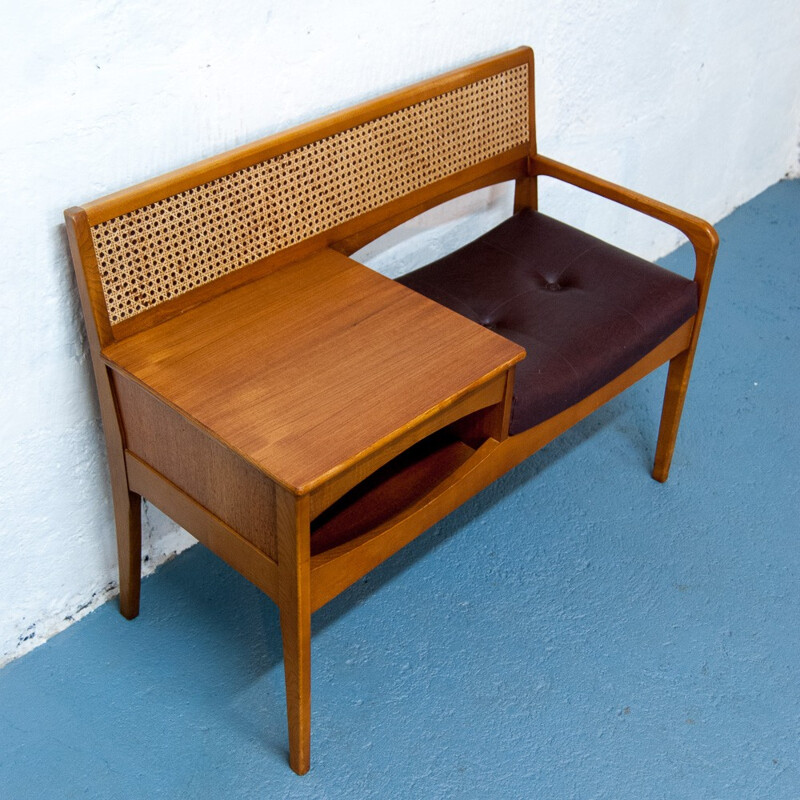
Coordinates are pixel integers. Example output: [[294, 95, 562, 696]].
[[310, 428, 478, 557]]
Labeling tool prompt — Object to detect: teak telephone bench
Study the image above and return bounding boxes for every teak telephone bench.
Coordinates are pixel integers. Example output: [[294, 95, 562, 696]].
[[65, 47, 718, 774]]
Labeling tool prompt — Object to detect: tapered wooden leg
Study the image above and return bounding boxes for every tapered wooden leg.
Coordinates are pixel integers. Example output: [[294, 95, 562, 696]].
[[280, 603, 311, 775], [90, 358, 142, 620], [277, 490, 312, 775], [652, 348, 695, 483], [113, 487, 142, 620]]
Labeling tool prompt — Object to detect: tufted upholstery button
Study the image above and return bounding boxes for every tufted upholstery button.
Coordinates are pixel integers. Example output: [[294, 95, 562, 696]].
[[397, 209, 698, 435]]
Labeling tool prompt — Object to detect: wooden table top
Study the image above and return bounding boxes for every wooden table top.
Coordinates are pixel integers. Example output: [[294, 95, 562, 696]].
[[104, 248, 525, 494]]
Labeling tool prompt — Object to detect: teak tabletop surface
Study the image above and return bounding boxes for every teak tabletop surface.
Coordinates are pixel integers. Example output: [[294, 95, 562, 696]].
[[104, 249, 525, 494]]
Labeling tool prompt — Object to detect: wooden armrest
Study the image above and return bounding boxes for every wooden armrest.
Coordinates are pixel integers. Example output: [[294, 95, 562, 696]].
[[531, 154, 719, 290]]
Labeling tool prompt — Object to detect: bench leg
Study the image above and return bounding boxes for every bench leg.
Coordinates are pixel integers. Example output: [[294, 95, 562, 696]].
[[113, 486, 142, 619], [277, 490, 311, 775], [652, 348, 694, 483], [92, 359, 142, 620], [280, 603, 311, 775]]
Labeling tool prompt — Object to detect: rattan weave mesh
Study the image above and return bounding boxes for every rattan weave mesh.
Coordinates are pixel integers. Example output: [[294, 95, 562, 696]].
[[91, 64, 529, 323]]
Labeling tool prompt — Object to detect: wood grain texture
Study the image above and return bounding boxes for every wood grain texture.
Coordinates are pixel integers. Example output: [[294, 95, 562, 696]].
[[450, 367, 516, 447], [531, 155, 719, 264], [513, 45, 538, 213], [307, 373, 506, 519], [64, 208, 114, 349], [652, 348, 694, 482], [309, 437, 500, 612], [103, 248, 524, 494], [65, 209, 142, 618], [113, 373, 278, 560], [125, 453, 279, 603], [277, 489, 312, 775]]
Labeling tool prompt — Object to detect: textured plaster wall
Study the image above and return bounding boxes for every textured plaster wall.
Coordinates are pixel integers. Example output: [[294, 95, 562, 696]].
[[1, 0, 799, 666]]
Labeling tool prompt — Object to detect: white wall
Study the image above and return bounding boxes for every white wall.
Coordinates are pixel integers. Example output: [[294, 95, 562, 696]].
[[2, 0, 799, 666]]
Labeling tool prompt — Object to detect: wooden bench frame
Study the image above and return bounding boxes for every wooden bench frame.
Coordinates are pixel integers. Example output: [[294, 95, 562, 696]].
[[65, 47, 717, 774]]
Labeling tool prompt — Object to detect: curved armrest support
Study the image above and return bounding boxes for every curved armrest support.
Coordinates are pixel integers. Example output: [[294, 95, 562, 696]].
[[531, 154, 719, 297]]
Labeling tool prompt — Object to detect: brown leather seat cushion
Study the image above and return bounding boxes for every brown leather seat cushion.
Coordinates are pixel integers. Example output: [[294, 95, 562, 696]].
[[396, 209, 698, 434]]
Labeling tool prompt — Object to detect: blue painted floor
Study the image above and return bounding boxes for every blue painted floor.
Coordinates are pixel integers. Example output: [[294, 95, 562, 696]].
[[2, 180, 798, 799]]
